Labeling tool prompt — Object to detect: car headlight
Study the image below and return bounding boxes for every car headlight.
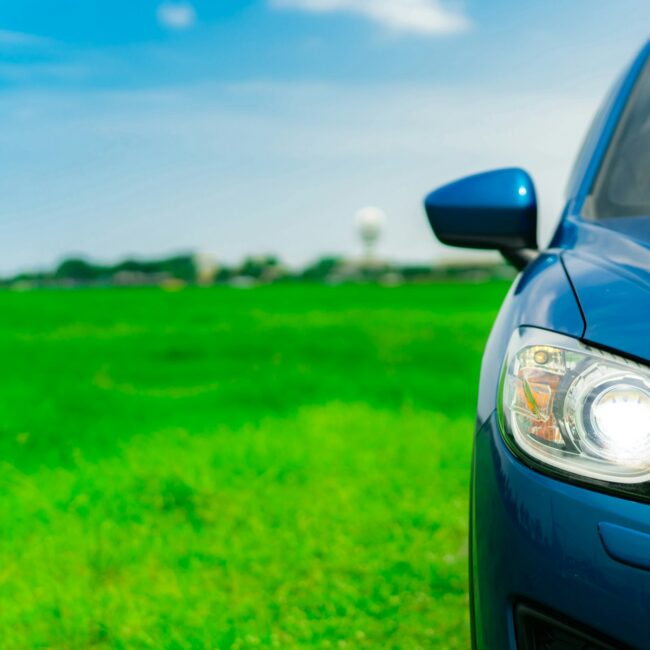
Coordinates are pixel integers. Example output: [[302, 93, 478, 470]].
[[500, 328, 650, 485]]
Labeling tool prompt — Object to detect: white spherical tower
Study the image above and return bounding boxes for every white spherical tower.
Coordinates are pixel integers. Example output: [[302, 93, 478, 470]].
[[356, 206, 385, 266]]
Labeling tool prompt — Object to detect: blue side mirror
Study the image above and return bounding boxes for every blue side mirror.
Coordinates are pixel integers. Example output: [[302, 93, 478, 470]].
[[424, 168, 538, 269]]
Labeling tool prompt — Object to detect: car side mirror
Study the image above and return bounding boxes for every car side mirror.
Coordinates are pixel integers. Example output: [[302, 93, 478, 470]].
[[424, 168, 539, 270]]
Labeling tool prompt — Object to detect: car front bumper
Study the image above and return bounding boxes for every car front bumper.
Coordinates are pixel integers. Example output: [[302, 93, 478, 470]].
[[471, 412, 650, 649]]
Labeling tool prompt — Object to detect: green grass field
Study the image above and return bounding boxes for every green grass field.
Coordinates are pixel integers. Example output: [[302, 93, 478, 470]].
[[0, 283, 508, 649]]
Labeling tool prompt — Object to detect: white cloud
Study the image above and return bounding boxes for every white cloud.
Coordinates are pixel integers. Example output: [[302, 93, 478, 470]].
[[157, 2, 197, 31], [270, 0, 470, 35]]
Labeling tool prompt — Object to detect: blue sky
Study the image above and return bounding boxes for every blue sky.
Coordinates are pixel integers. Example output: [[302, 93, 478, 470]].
[[0, 1, 649, 272]]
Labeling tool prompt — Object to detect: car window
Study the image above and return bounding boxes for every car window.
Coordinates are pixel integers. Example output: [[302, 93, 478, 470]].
[[585, 58, 650, 219]]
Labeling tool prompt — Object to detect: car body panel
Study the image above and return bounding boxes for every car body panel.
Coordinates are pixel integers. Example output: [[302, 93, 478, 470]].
[[564, 258, 650, 364], [472, 413, 650, 650], [559, 215, 650, 363]]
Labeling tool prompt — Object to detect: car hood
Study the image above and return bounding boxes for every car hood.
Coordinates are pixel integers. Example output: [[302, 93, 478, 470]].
[[562, 219, 650, 363]]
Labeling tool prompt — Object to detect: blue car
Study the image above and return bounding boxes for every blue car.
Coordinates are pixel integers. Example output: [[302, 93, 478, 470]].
[[424, 43, 650, 649]]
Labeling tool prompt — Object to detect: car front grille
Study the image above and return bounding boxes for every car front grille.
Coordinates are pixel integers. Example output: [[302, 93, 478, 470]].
[[515, 604, 625, 650]]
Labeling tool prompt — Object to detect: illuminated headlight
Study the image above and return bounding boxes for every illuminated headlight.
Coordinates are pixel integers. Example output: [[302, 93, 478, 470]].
[[500, 328, 650, 484]]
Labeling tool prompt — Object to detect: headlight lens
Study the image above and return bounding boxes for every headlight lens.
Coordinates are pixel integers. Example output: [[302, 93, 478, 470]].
[[501, 329, 650, 484]]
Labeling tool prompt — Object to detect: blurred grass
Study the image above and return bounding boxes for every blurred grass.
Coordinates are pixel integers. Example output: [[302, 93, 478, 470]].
[[0, 283, 508, 649]]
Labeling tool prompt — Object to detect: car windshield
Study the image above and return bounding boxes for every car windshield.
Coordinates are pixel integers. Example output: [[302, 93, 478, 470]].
[[585, 58, 650, 220]]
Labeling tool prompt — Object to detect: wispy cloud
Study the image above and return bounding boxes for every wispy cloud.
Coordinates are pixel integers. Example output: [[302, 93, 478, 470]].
[[157, 2, 197, 31], [0, 29, 51, 46], [269, 0, 470, 35], [0, 62, 90, 83], [0, 80, 594, 273]]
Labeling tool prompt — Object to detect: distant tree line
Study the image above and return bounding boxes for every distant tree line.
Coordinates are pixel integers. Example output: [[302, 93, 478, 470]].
[[1, 252, 515, 289], [55, 256, 198, 282]]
